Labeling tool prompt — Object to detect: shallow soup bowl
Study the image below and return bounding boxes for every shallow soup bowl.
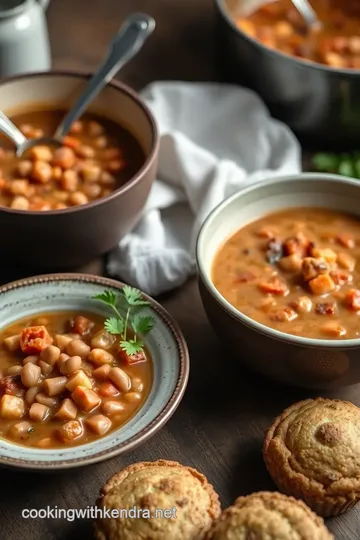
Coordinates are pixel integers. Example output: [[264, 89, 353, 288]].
[[0, 274, 189, 470], [196, 173, 360, 390]]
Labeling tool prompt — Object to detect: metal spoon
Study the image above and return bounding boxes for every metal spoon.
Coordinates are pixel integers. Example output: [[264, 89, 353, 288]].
[[290, 0, 321, 30], [0, 13, 155, 157]]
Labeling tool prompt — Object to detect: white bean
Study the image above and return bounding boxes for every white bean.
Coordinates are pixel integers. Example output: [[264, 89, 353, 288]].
[[21, 362, 41, 388]]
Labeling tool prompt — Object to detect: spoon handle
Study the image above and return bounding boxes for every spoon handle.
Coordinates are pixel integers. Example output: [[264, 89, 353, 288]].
[[54, 13, 155, 140], [291, 0, 319, 27], [0, 111, 27, 148]]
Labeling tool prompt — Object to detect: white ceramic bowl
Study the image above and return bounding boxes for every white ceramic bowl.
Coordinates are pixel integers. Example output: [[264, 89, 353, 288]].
[[197, 173, 360, 389], [0, 274, 189, 470]]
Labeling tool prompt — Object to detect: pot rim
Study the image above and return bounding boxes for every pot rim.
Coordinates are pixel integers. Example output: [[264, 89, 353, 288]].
[[214, 0, 360, 76], [196, 172, 360, 349], [0, 69, 159, 216]]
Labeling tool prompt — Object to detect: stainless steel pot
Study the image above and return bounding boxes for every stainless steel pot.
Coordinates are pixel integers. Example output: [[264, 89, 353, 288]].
[[215, 0, 360, 149]]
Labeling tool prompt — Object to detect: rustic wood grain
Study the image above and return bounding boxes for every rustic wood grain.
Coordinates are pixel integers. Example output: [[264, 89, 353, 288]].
[[0, 1, 359, 539]]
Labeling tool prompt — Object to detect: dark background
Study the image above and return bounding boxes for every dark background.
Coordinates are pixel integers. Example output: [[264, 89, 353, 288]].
[[0, 1, 359, 539]]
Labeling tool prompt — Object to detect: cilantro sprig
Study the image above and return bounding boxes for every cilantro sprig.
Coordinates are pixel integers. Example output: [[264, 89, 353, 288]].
[[93, 286, 154, 356]]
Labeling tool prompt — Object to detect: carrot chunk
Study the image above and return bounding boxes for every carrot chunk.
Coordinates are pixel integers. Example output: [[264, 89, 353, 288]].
[[258, 277, 288, 296], [71, 386, 101, 412], [345, 289, 360, 311], [20, 326, 53, 355], [308, 274, 335, 295]]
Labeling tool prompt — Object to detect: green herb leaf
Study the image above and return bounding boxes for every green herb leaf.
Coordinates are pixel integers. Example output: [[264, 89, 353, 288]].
[[93, 290, 117, 307], [338, 159, 355, 177], [93, 288, 154, 355], [131, 314, 155, 335], [104, 317, 125, 335], [122, 286, 150, 306], [354, 158, 360, 179], [313, 152, 340, 171], [120, 339, 144, 356]]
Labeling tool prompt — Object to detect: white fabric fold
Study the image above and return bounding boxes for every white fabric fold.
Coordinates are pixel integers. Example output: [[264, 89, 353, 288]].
[[107, 82, 302, 296]]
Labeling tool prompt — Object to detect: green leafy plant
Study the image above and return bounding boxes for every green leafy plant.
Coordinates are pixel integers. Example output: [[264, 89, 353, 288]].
[[93, 287, 155, 356], [313, 152, 360, 179]]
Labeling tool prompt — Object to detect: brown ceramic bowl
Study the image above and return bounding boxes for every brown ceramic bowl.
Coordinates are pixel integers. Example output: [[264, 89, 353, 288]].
[[0, 71, 159, 269], [196, 173, 360, 390]]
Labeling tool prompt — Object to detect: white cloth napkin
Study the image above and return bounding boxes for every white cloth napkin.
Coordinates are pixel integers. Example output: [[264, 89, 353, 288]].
[[107, 82, 302, 296]]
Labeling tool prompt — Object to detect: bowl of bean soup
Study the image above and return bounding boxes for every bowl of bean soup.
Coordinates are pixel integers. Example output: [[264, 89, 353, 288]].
[[0, 71, 159, 269], [215, 0, 360, 146], [197, 173, 360, 389], [0, 274, 189, 470]]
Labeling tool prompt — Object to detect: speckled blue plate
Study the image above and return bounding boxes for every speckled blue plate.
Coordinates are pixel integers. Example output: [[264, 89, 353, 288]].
[[0, 274, 189, 470]]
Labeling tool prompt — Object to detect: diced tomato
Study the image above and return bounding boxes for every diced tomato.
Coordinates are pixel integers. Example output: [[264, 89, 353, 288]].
[[62, 136, 81, 149], [258, 277, 288, 296], [20, 325, 52, 355], [69, 315, 94, 336], [0, 376, 24, 398], [118, 349, 147, 365], [345, 289, 360, 311]]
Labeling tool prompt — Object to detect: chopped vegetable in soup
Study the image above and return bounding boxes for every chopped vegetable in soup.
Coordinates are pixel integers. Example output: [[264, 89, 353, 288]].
[[212, 208, 360, 339], [0, 311, 152, 448], [232, 0, 360, 69], [0, 109, 145, 211]]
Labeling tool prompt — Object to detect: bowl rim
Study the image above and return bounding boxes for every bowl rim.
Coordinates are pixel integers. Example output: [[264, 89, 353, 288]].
[[196, 172, 360, 349], [214, 0, 360, 76], [0, 273, 189, 470], [0, 69, 159, 216]]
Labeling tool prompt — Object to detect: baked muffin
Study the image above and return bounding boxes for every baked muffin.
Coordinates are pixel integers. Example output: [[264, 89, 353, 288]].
[[94, 459, 221, 540], [205, 491, 333, 540], [263, 398, 360, 517]]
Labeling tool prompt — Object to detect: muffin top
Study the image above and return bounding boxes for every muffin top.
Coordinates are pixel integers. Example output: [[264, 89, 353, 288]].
[[205, 491, 334, 540], [263, 398, 360, 497], [94, 459, 221, 540]]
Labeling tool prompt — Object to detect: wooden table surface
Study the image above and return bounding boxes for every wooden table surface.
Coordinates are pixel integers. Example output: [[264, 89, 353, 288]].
[[1, 1, 360, 539]]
